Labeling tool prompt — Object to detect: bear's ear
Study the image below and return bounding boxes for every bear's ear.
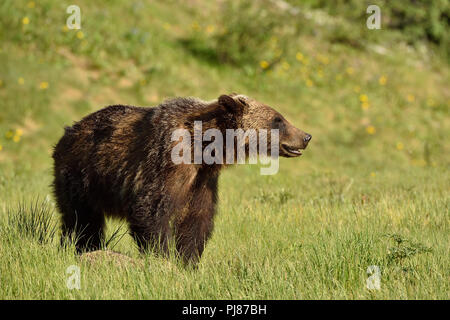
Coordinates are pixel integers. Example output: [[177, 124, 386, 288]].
[[218, 94, 248, 114]]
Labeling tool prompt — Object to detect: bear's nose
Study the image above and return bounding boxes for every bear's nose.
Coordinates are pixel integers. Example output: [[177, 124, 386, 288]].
[[303, 134, 312, 143]]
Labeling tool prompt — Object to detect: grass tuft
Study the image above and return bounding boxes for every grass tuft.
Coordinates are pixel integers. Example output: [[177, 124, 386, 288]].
[[7, 197, 57, 245]]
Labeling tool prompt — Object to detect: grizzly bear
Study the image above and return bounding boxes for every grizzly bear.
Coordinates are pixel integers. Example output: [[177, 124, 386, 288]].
[[52, 94, 311, 264]]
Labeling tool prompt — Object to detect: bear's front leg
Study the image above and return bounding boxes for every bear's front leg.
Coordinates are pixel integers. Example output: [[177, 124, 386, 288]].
[[174, 211, 214, 265], [128, 198, 173, 256], [173, 170, 219, 264]]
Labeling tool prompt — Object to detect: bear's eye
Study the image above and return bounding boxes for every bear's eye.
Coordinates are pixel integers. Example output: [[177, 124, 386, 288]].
[[272, 116, 285, 131], [273, 116, 282, 125]]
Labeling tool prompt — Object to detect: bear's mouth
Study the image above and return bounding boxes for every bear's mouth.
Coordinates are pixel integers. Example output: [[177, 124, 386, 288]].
[[280, 144, 303, 157]]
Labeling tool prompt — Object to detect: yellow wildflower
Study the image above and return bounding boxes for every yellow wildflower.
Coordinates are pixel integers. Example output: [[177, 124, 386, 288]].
[[359, 94, 368, 102], [306, 79, 313, 87], [260, 60, 269, 69], [15, 129, 24, 136], [366, 125, 376, 135], [76, 31, 84, 39], [407, 94, 415, 103], [0, 144, 3, 151], [346, 67, 354, 75], [370, 172, 376, 177], [379, 75, 387, 85], [22, 17, 30, 25], [13, 135, 21, 143], [361, 101, 370, 110], [39, 81, 49, 90], [317, 69, 324, 78], [18, 77, 25, 85], [62, 25, 69, 32], [396, 142, 404, 150], [191, 21, 200, 31], [296, 52, 304, 62], [317, 55, 329, 65], [27, 1, 35, 8], [205, 25, 215, 34]]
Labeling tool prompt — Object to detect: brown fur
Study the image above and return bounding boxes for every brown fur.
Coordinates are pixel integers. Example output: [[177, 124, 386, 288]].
[[52, 94, 311, 264]]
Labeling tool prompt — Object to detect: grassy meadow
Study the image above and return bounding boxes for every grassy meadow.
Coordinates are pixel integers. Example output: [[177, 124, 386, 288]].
[[0, 0, 449, 299]]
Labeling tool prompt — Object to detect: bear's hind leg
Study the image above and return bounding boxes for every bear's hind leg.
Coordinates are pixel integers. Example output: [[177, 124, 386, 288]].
[[60, 203, 105, 253], [128, 214, 172, 257]]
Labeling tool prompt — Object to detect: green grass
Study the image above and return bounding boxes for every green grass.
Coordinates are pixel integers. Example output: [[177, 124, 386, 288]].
[[0, 0, 449, 299]]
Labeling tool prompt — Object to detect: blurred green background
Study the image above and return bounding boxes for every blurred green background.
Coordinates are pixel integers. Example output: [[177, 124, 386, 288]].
[[0, 0, 448, 299], [0, 0, 448, 173]]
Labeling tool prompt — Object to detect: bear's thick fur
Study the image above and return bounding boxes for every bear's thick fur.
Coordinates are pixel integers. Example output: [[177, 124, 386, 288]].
[[52, 94, 311, 263]]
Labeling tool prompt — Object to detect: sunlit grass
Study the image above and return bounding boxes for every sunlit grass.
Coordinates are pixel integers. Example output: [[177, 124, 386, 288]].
[[0, 0, 448, 299]]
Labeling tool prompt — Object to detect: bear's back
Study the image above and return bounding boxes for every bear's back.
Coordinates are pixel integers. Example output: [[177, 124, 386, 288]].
[[71, 104, 145, 133], [52, 105, 154, 174]]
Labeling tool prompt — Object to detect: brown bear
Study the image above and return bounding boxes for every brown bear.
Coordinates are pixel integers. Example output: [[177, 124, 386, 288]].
[[52, 94, 311, 264]]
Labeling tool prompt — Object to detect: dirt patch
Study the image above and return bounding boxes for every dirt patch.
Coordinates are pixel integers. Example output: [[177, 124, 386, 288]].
[[80, 250, 143, 268], [145, 92, 160, 104], [61, 87, 84, 102], [19, 117, 41, 136], [57, 47, 100, 85], [118, 77, 134, 89], [90, 87, 123, 108]]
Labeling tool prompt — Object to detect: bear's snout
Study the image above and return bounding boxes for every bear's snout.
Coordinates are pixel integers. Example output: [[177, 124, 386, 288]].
[[303, 133, 312, 145], [279, 124, 311, 157]]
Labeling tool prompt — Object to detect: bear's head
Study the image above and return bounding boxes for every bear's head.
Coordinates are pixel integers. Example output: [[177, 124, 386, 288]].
[[218, 94, 311, 157]]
